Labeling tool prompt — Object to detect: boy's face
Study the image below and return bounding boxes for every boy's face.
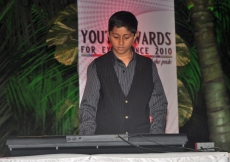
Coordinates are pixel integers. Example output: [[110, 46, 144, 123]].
[[108, 26, 137, 57]]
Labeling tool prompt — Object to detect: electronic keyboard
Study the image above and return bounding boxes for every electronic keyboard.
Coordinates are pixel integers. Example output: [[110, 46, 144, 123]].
[[6, 133, 188, 156]]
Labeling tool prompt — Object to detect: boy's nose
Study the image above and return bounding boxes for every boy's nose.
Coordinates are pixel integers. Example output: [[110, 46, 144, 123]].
[[118, 37, 124, 45]]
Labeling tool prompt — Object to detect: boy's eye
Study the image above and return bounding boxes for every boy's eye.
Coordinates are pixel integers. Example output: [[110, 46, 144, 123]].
[[112, 35, 130, 39]]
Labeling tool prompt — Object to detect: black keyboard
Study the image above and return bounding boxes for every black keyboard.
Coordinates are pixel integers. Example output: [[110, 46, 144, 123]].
[[6, 133, 188, 156]]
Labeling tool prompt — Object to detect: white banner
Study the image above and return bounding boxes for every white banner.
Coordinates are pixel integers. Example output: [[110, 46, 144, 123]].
[[78, 0, 178, 133]]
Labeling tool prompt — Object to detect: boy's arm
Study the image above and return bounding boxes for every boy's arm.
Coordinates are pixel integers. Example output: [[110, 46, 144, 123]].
[[79, 61, 100, 135], [149, 62, 168, 134]]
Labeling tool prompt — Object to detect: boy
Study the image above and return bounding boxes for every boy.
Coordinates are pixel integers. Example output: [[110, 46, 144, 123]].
[[79, 11, 167, 135]]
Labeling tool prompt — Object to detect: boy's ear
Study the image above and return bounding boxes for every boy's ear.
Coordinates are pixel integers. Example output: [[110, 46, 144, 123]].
[[134, 32, 139, 41], [107, 31, 111, 43], [107, 31, 110, 39]]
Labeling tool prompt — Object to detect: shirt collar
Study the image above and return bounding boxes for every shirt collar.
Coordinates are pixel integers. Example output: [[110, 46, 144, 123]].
[[111, 46, 136, 63]]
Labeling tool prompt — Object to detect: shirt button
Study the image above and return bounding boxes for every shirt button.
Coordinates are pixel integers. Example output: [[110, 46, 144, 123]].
[[125, 100, 128, 103], [125, 116, 129, 119]]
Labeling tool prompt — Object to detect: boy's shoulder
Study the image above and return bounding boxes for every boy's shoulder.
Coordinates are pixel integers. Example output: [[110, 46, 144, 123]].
[[94, 51, 113, 63], [135, 52, 152, 62]]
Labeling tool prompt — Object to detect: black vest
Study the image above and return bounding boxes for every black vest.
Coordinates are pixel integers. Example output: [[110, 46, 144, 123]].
[[94, 51, 154, 134]]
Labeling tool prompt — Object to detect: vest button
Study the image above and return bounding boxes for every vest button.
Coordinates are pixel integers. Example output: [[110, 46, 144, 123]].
[[125, 116, 129, 119], [126, 132, 128, 134], [125, 100, 128, 103]]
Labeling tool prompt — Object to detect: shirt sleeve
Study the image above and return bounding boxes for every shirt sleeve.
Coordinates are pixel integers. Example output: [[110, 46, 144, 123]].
[[149, 61, 168, 134], [79, 60, 100, 135]]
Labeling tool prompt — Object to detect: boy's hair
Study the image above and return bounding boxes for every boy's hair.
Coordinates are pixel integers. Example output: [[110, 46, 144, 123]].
[[108, 11, 138, 34]]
